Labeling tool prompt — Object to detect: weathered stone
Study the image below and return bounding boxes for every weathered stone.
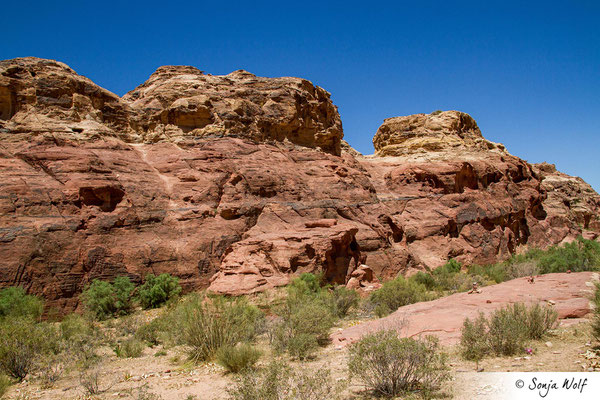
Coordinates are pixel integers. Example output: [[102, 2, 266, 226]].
[[0, 58, 598, 310]]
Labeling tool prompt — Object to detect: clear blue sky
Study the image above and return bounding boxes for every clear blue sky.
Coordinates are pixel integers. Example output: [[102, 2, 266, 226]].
[[2, 1, 599, 190]]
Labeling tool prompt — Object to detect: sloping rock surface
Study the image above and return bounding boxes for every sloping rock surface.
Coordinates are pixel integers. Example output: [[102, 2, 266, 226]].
[[0, 57, 598, 309], [332, 272, 598, 346]]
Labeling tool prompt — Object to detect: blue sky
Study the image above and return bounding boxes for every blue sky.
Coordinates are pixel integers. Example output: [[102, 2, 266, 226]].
[[2, 1, 599, 190]]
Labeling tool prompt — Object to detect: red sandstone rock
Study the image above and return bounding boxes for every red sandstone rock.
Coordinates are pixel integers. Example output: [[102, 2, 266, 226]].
[[332, 272, 597, 346], [0, 58, 598, 309]]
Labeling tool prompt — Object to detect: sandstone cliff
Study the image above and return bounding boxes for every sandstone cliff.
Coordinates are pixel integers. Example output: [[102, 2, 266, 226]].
[[0, 58, 598, 309]]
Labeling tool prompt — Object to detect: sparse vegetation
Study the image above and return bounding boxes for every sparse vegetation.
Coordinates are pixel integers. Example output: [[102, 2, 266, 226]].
[[82, 277, 135, 320], [138, 273, 182, 309], [216, 344, 261, 373], [173, 294, 264, 363], [113, 338, 145, 358], [228, 360, 345, 400], [0, 317, 58, 381], [348, 330, 449, 397]]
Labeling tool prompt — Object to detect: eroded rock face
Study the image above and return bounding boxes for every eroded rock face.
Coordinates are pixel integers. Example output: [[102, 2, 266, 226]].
[[532, 162, 600, 235], [0, 58, 598, 309], [373, 110, 505, 156], [123, 65, 343, 155]]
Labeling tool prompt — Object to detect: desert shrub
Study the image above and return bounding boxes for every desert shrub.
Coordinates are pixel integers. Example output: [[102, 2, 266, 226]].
[[0, 287, 43, 321], [525, 303, 558, 339], [431, 110, 443, 115], [113, 338, 144, 358], [59, 315, 101, 369], [79, 369, 107, 395], [138, 273, 182, 309], [59, 314, 94, 340], [486, 303, 530, 355], [369, 276, 428, 317], [271, 292, 335, 359], [228, 360, 344, 400], [460, 313, 490, 369], [410, 271, 437, 290], [216, 343, 261, 373], [323, 285, 359, 318], [0, 317, 57, 381], [135, 315, 170, 346], [348, 330, 449, 397], [288, 273, 323, 296], [459, 303, 558, 360], [537, 236, 600, 273], [175, 295, 264, 363], [37, 354, 64, 389], [0, 374, 12, 398], [82, 277, 135, 320]]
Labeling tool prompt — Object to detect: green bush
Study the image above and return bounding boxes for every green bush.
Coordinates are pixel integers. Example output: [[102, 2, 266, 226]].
[[410, 271, 437, 290], [113, 338, 144, 358], [175, 295, 264, 363], [81, 277, 135, 320], [0, 287, 43, 321], [228, 360, 344, 400], [0, 317, 57, 381], [537, 236, 600, 273], [369, 276, 428, 317], [216, 344, 261, 373], [348, 330, 449, 397], [286, 273, 323, 298], [138, 273, 182, 309]]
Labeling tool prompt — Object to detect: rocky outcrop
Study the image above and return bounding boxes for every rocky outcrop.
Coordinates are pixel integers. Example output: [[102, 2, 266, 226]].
[[532, 162, 600, 237], [123, 65, 343, 155], [0, 58, 598, 309], [373, 110, 505, 157]]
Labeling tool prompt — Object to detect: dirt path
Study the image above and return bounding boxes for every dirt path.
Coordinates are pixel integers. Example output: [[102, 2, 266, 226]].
[[332, 272, 598, 347]]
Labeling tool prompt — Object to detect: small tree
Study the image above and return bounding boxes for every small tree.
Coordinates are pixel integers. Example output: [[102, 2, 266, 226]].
[[138, 273, 182, 309], [81, 277, 135, 319], [0, 287, 43, 321]]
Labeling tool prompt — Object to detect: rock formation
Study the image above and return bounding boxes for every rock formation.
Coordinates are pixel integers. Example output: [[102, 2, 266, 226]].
[[0, 57, 598, 309]]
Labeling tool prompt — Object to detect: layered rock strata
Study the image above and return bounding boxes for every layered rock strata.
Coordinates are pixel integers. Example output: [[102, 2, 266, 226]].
[[0, 57, 598, 309]]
